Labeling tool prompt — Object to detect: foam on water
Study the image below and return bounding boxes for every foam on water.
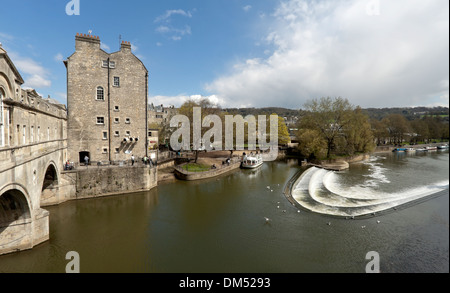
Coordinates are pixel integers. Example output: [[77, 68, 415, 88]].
[[292, 161, 449, 217]]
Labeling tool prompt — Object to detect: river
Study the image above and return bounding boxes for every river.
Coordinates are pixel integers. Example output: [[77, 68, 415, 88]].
[[0, 150, 448, 273]]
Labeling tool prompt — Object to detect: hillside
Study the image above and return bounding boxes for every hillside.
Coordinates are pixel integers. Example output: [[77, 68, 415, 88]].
[[223, 106, 449, 122]]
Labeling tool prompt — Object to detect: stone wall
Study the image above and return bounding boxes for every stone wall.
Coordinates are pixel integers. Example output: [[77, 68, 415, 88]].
[[174, 160, 241, 181], [74, 166, 157, 199]]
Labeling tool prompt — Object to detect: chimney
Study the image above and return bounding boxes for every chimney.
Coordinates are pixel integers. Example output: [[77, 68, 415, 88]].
[[120, 40, 132, 53], [75, 33, 101, 51]]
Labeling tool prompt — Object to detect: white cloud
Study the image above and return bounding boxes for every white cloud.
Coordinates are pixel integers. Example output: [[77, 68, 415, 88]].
[[54, 53, 64, 62], [150, 94, 225, 108], [206, 0, 449, 109], [24, 75, 51, 88], [10, 53, 52, 88], [0, 32, 14, 41], [154, 9, 193, 41], [154, 9, 193, 23], [243, 5, 252, 12], [156, 42, 163, 47], [55, 92, 67, 102], [156, 26, 171, 33], [100, 42, 110, 51], [156, 25, 192, 41], [131, 43, 139, 53]]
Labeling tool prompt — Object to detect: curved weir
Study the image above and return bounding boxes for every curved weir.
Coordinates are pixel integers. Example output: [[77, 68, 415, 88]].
[[288, 164, 449, 218]]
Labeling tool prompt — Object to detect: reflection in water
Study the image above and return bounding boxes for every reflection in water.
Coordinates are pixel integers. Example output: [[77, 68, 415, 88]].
[[0, 151, 448, 273]]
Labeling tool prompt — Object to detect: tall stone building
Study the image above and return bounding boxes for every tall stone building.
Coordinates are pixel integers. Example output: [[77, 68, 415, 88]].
[[65, 33, 148, 164]]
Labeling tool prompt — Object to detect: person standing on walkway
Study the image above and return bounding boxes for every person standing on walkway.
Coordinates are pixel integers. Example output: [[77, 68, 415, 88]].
[[131, 155, 135, 166], [84, 155, 89, 167]]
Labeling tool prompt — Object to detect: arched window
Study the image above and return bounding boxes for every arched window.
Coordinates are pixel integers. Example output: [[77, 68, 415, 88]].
[[96, 86, 104, 101]]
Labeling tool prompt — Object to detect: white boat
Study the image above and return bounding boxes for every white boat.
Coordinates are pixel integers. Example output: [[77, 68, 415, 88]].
[[426, 146, 438, 151], [415, 147, 427, 152], [437, 144, 449, 149], [405, 148, 416, 152], [241, 155, 264, 169]]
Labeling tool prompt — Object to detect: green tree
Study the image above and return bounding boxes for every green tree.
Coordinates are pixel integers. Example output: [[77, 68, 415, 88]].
[[411, 119, 430, 143], [277, 115, 291, 145], [371, 119, 389, 146], [177, 98, 223, 163], [296, 129, 327, 159], [382, 114, 411, 144], [299, 97, 354, 158], [343, 107, 375, 154]]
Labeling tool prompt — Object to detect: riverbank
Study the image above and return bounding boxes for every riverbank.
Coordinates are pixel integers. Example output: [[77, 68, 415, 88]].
[[174, 157, 241, 181], [306, 153, 371, 171], [373, 143, 449, 154]]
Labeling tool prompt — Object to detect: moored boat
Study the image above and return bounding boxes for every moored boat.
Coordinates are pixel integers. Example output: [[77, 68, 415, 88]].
[[415, 147, 427, 152], [392, 148, 407, 152], [405, 148, 416, 152], [437, 144, 449, 150], [426, 146, 438, 151], [241, 154, 264, 169]]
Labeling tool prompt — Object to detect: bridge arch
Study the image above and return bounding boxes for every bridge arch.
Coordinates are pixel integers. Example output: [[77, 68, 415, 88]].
[[0, 184, 33, 254], [0, 184, 32, 224], [42, 161, 59, 191], [40, 161, 60, 206]]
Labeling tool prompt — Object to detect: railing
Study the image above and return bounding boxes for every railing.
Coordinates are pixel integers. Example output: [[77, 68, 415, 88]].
[[65, 159, 158, 171]]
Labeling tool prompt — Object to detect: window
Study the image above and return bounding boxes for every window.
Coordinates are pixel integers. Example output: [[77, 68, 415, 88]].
[[126, 131, 131, 136], [16, 125, 20, 146], [115, 148, 120, 153], [102, 60, 109, 68], [23, 125, 26, 144], [96, 87, 104, 100], [156, 115, 163, 119], [114, 106, 120, 112], [37, 127, 40, 142], [114, 118, 120, 124], [97, 117, 105, 125], [113, 77, 120, 87], [102, 148, 108, 154], [148, 131, 153, 137], [109, 61, 116, 69], [47, 127, 50, 140], [31, 126, 34, 143], [114, 131, 120, 137], [102, 131, 108, 140], [125, 118, 131, 124]]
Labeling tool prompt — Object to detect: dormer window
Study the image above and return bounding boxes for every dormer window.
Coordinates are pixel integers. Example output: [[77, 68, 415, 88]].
[[102, 60, 109, 68]]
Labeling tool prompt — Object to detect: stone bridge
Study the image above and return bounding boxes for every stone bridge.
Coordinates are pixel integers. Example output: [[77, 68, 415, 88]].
[[0, 139, 70, 255]]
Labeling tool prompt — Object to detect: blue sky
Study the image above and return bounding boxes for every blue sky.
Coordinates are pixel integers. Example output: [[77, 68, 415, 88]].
[[0, 0, 448, 109]]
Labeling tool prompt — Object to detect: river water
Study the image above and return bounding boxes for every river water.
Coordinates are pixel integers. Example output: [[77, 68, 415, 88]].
[[0, 150, 448, 273]]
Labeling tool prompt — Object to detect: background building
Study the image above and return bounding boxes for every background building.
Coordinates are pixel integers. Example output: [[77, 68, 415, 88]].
[[148, 103, 177, 125], [65, 33, 148, 164]]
